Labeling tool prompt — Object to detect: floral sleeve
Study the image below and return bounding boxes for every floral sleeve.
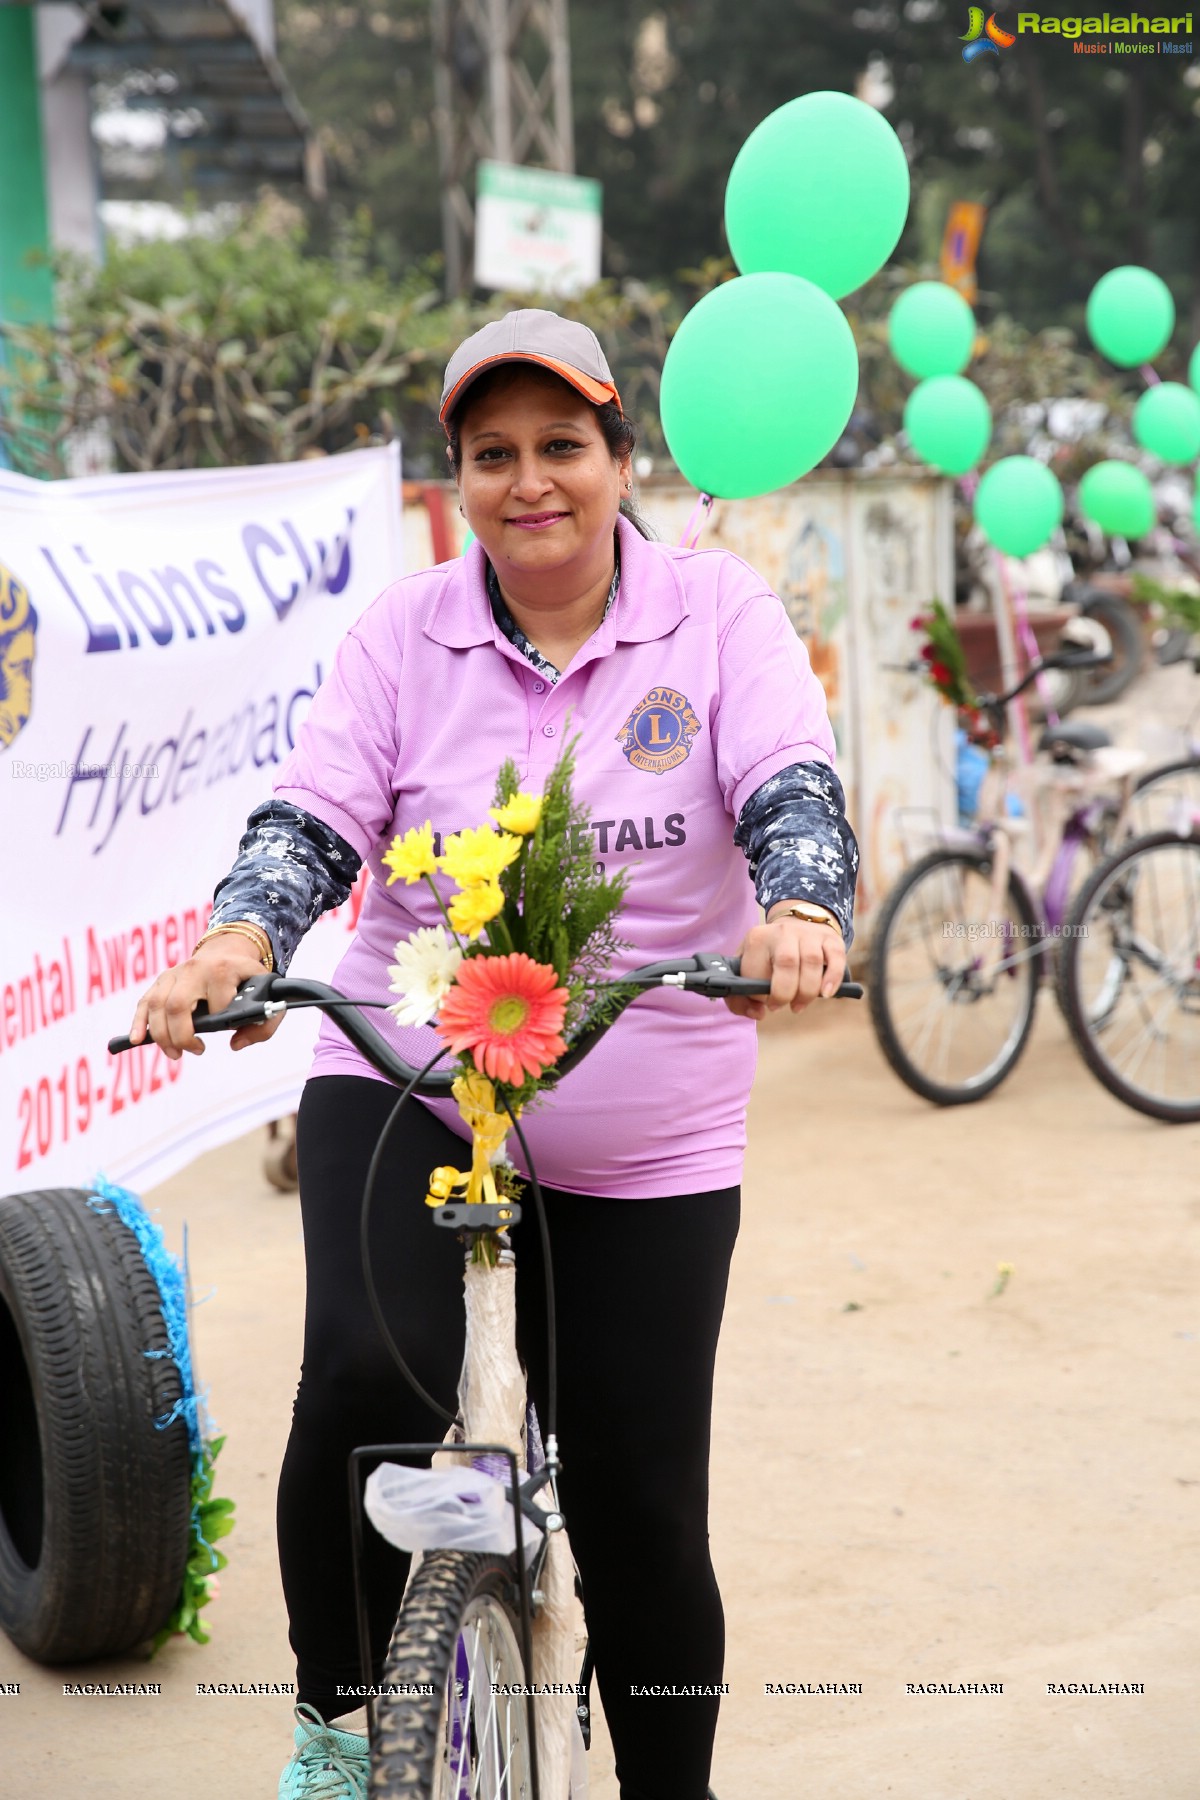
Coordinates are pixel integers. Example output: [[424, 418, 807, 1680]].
[[208, 799, 362, 973], [734, 762, 859, 947]]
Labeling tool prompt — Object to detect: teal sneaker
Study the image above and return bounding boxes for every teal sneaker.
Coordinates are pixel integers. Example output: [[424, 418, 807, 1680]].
[[278, 1703, 370, 1798]]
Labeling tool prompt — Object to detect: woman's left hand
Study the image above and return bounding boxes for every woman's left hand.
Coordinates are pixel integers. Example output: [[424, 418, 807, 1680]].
[[725, 915, 846, 1020]]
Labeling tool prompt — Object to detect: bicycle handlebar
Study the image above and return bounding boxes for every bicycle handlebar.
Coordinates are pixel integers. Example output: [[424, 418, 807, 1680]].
[[886, 645, 1111, 711], [108, 956, 863, 1091], [977, 646, 1111, 711]]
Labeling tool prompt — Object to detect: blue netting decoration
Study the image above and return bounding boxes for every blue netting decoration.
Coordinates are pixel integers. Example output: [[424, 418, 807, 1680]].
[[85, 1173, 207, 1458]]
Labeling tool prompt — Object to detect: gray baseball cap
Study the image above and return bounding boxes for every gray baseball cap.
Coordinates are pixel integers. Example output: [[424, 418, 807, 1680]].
[[439, 308, 621, 425]]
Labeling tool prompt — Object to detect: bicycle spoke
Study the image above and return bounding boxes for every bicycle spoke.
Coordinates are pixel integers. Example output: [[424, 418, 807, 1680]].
[[1068, 835, 1200, 1113]]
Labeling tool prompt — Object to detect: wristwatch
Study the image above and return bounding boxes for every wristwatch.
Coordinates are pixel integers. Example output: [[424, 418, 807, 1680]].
[[772, 902, 843, 936]]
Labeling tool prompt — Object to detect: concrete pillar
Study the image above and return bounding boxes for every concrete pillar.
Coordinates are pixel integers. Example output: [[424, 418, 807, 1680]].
[[38, 5, 102, 263], [0, 8, 54, 324]]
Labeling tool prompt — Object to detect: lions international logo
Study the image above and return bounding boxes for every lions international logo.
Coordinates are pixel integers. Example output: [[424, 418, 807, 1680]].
[[0, 563, 37, 753], [616, 686, 701, 775]]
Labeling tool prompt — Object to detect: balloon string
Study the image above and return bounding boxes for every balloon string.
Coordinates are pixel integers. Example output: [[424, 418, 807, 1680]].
[[1139, 364, 1162, 387], [679, 492, 714, 550], [1011, 576, 1059, 730]]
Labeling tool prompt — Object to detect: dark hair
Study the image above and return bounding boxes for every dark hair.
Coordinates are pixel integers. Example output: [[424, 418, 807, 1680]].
[[444, 364, 654, 538]]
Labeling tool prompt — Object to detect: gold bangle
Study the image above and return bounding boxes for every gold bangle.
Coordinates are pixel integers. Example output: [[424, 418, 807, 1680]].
[[194, 922, 274, 970], [771, 902, 843, 937]]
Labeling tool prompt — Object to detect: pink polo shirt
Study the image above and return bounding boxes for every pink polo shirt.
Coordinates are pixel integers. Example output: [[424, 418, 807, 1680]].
[[274, 512, 837, 1198]]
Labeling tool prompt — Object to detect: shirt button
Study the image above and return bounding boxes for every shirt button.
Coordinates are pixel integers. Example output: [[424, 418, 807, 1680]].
[[533, 680, 545, 693], [542, 723, 556, 737]]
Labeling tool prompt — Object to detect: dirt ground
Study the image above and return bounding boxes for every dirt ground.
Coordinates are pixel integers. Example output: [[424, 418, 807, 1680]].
[[4, 658, 1200, 1797], [4, 988, 1198, 1799]]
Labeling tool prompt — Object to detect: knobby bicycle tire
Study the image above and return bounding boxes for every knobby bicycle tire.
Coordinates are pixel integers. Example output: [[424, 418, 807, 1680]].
[[371, 1549, 534, 1799], [868, 846, 1042, 1106], [1056, 828, 1200, 1124], [0, 1187, 192, 1662]]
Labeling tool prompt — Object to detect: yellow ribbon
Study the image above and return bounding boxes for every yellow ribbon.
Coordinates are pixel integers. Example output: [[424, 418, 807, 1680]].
[[424, 1070, 521, 1209]]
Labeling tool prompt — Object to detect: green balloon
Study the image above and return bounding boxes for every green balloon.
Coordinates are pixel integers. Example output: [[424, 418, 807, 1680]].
[[1133, 383, 1200, 466], [904, 375, 991, 475], [1078, 461, 1156, 539], [974, 457, 1064, 558], [659, 272, 859, 499], [889, 283, 976, 379], [1086, 266, 1175, 369], [461, 527, 475, 553], [1190, 341, 1200, 395], [724, 91, 910, 300]]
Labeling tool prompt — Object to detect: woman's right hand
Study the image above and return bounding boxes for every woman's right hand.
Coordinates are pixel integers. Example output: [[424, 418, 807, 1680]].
[[128, 935, 284, 1059]]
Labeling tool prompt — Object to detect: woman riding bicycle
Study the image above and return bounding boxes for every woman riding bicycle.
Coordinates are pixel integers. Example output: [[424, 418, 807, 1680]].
[[129, 309, 859, 1800]]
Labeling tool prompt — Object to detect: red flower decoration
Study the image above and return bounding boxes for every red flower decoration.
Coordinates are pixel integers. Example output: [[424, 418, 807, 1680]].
[[436, 953, 569, 1087]]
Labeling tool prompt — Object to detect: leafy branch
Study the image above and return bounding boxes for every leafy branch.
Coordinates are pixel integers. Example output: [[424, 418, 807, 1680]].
[[150, 1434, 235, 1653]]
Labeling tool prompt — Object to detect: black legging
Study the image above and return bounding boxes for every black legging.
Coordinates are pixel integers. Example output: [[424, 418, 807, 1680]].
[[278, 1074, 739, 1800]]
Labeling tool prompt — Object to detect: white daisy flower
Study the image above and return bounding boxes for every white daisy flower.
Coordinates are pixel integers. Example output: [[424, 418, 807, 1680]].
[[387, 926, 463, 1028]]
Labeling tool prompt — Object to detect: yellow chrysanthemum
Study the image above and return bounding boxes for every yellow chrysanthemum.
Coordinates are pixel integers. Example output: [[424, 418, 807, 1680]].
[[488, 792, 542, 836], [382, 820, 439, 886], [447, 881, 505, 941], [441, 824, 521, 889]]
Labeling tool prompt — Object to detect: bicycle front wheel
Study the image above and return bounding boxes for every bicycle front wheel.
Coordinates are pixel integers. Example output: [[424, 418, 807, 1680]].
[[1057, 828, 1200, 1123], [371, 1551, 534, 1799], [868, 846, 1042, 1105], [1128, 756, 1200, 837]]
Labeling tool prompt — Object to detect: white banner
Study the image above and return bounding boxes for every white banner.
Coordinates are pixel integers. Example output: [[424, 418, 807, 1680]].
[[0, 445, 402, 1196]]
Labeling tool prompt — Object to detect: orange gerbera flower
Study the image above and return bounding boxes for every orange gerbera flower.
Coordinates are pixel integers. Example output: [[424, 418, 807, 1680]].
[[436, 953, 569, 1087]]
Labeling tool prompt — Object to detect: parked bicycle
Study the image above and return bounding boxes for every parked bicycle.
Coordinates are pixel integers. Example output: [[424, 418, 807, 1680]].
[[1055, 817, 1200, 1124], [867, 645, 1195, 1106], [110, 953, 862, 1800]]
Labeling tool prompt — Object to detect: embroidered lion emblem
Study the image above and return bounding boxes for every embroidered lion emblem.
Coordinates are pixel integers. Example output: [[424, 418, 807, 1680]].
[[616, 686, 701, 775]]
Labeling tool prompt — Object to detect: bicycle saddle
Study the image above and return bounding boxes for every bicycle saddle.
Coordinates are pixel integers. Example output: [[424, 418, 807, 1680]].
[[1038, 720, 1112, 762]]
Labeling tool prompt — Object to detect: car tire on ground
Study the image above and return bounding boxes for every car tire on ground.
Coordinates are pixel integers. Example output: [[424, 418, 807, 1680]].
[[0, 1187, 192, 1663]]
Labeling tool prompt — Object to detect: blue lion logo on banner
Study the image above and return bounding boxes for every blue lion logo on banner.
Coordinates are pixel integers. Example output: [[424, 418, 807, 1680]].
[[0, 563, 37, 753]]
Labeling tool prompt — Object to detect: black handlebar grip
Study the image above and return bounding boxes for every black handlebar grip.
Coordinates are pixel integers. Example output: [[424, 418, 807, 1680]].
[[107, 997, 221, 1056]]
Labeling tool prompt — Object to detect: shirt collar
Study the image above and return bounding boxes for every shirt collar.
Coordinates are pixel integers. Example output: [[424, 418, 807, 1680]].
[[486, 549, 620, 684], [423, 512, 690, 652]]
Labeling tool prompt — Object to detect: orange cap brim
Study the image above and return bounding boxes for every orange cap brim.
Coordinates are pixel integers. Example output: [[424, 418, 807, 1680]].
[[440, 352, 621, 426]]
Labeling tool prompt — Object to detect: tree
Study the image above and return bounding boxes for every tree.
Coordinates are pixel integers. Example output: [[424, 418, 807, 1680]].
[[273, 1, 1198, 349], [275, 0, 441, 277]]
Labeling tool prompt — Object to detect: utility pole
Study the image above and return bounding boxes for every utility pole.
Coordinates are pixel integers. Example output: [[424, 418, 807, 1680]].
[[430, 0, 574, 298]]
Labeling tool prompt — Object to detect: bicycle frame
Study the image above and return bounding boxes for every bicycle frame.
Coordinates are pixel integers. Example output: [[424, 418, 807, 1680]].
[[108, 955, 861, 1800]]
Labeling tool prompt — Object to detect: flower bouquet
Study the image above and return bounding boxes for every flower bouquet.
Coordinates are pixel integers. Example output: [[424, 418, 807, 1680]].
[[382, 733, 632, 1261], [911, 597, 979, 713], [910, 598, 1000, 745]]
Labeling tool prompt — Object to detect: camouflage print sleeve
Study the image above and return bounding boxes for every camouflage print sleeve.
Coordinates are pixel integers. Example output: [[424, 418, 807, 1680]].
[[734, 762, 860, 948], [208, 798, 362, 973]]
